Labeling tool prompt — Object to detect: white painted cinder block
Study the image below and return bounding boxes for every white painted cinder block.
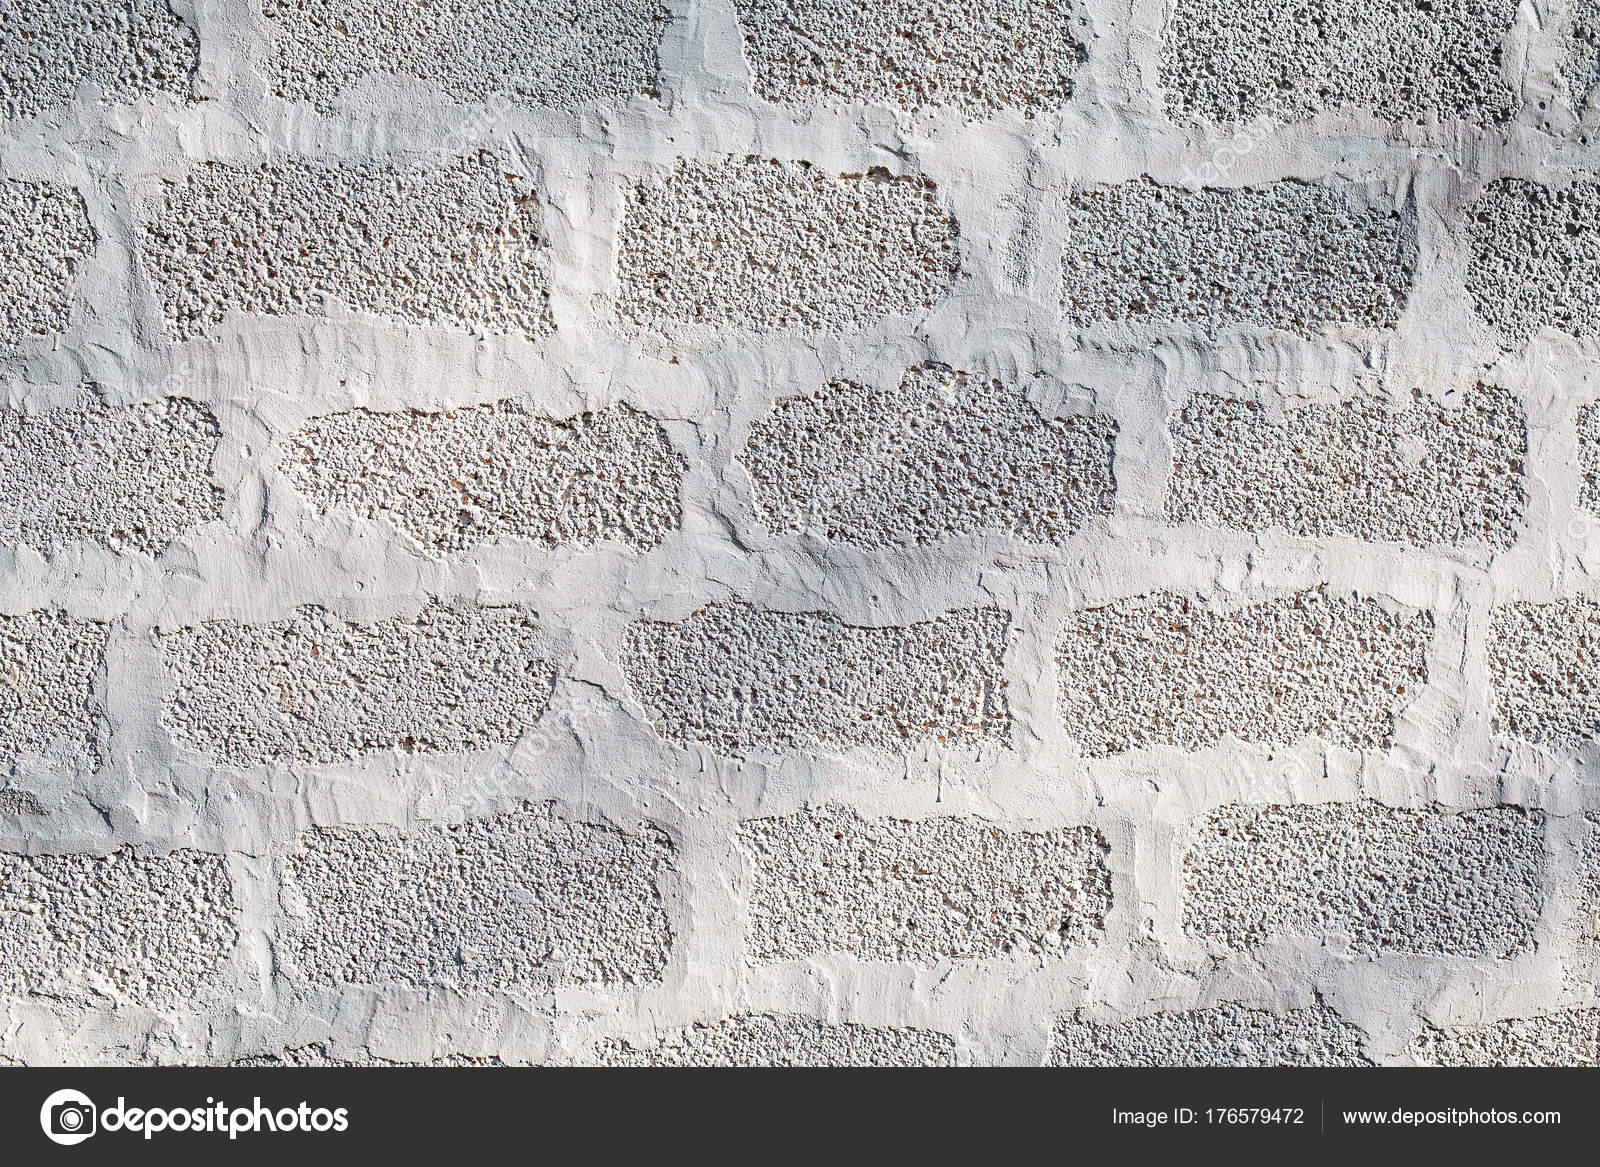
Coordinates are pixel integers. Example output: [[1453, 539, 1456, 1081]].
[[0, 0, 1596, 1067]]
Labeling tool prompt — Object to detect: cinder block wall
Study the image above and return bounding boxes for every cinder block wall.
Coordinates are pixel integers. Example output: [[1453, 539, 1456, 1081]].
[[2, 0, 1598, 1067]]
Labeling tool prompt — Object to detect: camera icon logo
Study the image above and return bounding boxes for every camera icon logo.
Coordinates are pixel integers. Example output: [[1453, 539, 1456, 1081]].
[[39, 1089, 97, 1146]]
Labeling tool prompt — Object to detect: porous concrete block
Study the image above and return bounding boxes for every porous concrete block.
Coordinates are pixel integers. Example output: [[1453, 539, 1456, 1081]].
[[235, 1044, 508, 1066], [1167, 385, 1525, 549], [158, 601, 555, 767], [1413, 1010, 1600, 1066], [0, 0, 198, 120], [1491, 601, 1600, 745], [1061, 178, 1415, 337], [1467, 178, 1600, 347], [1, 396, 222, 556], [281, 803, 674, 991], [139, 153, 552, 342], [741, 804, 1110, 963], [1578, 404, 1600, 515], [0, 611, 106, 774], [262, 0, 669, 114], [0, 847, 236, 1007], [616, 158, 958, 335], [622, 602, 1010, 755], [1183, 802, 1544, 958], [0, 791, 45, 816], [1159, 0, 1518, 126], [1489, 598, 1600, 747], [1567, 0, 1600, 110], [284, 401, 684, 554], [0, 179, 95, 344], [11, 0, 1583, 1070], [1049, 1005, 1372, 1067], [740, 363, 1115, 547], [733, 0, 1086, 117], [598, 1013, 958, 1066], [1578, 814, 1600, 984], [1055, 589, 1431, 757]]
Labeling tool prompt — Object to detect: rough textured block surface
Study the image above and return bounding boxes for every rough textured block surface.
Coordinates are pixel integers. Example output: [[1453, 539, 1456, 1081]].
[[0, 791, 45, 816], [0, 179, 94, 344], [0, 396, 222, 556], [285, 401, 684, 554], [623, 602, 1010, 755], [0, 611, 106, 773], [733, 0, 1086, 117], [741, 363, 1115, 547], [4, 0, 1586, 1069], [1055, 589, 1431, 757], [0, 847, 236, 1007], [1413, 1010, 1600, 1067], [1467, 179, 1600, 347], [263, 0, 669, 113], [235, 1044, 508, 1067], [1567, 0, 1600, 110], [139, 154, 552, 342], [1159, 0, 1517, 126], [616, 158, 958, 334], [1578, 814, 1600, 987], [1578, 404, 1600, 516], [1183, 802, 1544, 958], [1489, 598, 1600, 747], [741, 805, 1110, 963], [281, 803, 673, 991], [1050, 1005, 1371, 1067], [1061, 178, 1415, 337], [599, 1014, 957, 1066], [158, 602, 555, 767], [0, 0, 198, 120], [1167, 385, 1525, 548]]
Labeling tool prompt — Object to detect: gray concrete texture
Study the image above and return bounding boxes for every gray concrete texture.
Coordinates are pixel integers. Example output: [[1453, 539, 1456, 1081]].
[[0, 0, 1596, 1067]]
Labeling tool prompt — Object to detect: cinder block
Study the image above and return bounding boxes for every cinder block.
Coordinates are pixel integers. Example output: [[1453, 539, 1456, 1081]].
[[281, 803, 674, 991], [1061, 178, 1415, 336], [623, 602, 1010, 755], [139, 153, 552, 342], [1, 396, 221, 555], [0, 0, 197, 120], [1567, 0, 1600, 110], [285, 401, 683, 554], [1183, 802, 1544, 958], [235, 1044, 507, 1067], [598, 1014, 957, 1066], [1489, 598, 1600, 747], [733, 0, 1086, 117], [616, 158, 958, 335], [0, 847, 236, 1007], [1167, 385, 1525, 548], [262, 0, 669, 113], [1578, 404, 1600, 515], [1413, 1010, 1600, 1066], [0, 179, 94, 343], [1050, 1005, 1371, 1067], [1056, 589, 1431, 757], [741, 804, 1110, 963], [158, 601, 555, 767], [741, 363, 1115, 547], [0, 611, 105, 773], [1160, 0, 1517, 125], [1467, 178, 1600, 346]]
